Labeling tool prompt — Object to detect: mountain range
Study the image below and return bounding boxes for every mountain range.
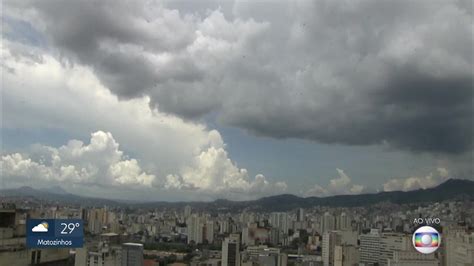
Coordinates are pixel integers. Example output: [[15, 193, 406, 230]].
[[0, 179, 473, 212]]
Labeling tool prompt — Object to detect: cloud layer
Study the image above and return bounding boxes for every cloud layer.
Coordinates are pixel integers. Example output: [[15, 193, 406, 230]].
[[6, 0, 472, 154], [1, 37, 286, 200], [1, 0, 472, 200]]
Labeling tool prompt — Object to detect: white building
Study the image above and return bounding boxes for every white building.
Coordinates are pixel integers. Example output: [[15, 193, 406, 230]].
[[360, 229, 382, 265], [360, 229, 410, 265], [187, 215, 204, 244], [380, 233, 411, 264], [205, 220, 215, 244], [270, 212, 290, 234]]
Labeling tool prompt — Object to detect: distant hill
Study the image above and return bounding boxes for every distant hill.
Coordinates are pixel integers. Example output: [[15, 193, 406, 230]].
[[134, 178, 474, 211], [249, 178, 474, 211], [0, 179, 473, 211], [40, 185, 70, 195], [0, 186, 121, 207]]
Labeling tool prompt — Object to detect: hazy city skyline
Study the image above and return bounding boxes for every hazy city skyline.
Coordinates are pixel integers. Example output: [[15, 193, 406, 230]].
[[1, 191, 473, 265]]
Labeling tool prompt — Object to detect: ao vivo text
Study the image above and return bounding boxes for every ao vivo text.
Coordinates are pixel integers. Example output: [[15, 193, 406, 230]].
[[413, 218, 441, 225]]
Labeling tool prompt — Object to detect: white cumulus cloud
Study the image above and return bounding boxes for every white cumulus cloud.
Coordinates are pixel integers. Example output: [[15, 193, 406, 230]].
[[1, 130, 286, 199], [165, 147, 287, 199], [1, 131, 155, 187], [305, 169, 365, 197], [383, 168, 450, 192]]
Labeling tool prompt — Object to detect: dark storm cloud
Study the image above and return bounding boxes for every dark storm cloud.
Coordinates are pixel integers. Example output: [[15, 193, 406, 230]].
[[225, 64, 473, 154], [371, 67, 473, 153], [20, 0, 201, 98], [8, 0, 473, 154]]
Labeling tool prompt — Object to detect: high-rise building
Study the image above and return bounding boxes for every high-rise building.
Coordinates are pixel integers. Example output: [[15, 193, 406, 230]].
[[88, 208, 104, 235], [222, 234, 240, 266], [81, 208, 88, 221], [321, 212, 335, 234], [360, 229, 410, 265], [380, 233, 410, 264], [184, 205, 192, 218], [322, 229, 359, 266], [334, 245, 359, 266], [297, 208, 305, 222], [337, 212, 349, 231], [205, 220, 215, 243], [187, 215, 204, 244], [270, 227, 280, 246], [322, 231, 341, 266], [121, 243, 143, 266], [360, 229, 382, 265], [220, 220, 230, 234], [270, 212, 289, 234]]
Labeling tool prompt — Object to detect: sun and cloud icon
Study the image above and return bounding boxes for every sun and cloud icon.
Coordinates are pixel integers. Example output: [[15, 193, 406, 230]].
[[31, 222, 49, 233]]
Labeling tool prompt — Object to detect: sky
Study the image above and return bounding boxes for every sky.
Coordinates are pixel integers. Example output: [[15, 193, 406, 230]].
[[1, 0, 472, 201]]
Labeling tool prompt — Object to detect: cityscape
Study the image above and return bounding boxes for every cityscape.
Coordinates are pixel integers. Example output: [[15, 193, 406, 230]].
[[1, 179, 473, 265]]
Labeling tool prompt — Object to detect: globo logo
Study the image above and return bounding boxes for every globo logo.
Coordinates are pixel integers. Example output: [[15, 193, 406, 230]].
[[412, 226, 441, 254]]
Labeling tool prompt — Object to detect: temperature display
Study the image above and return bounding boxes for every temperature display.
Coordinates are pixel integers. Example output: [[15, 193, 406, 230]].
[[27, 219, 83, 248], [60, 222, 81, 235]]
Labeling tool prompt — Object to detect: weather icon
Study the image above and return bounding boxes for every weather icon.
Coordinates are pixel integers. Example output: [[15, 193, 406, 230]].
[[32, 222, 49, 233]]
